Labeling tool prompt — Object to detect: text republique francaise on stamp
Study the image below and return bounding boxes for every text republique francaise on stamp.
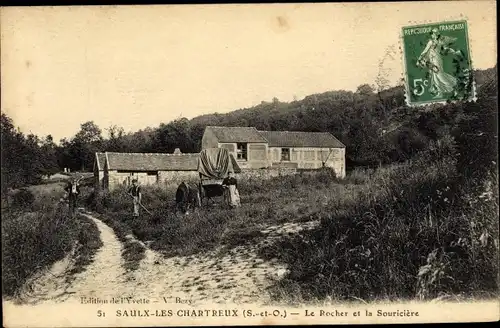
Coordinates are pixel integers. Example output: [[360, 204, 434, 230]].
[[401, 20, 475, 107]]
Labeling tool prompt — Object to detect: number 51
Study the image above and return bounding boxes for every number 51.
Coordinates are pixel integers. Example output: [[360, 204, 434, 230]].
[[412, 78, 429, 96]]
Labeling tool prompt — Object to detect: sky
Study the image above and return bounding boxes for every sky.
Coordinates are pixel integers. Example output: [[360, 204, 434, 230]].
[[1, 2, 497, 141]]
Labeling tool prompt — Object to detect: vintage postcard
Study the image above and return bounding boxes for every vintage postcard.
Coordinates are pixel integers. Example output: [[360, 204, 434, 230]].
[[1, 2, 498, 327]]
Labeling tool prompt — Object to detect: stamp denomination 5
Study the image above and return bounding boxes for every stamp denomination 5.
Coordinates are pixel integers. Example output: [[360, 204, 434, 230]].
[[401, 20, 475, 106]]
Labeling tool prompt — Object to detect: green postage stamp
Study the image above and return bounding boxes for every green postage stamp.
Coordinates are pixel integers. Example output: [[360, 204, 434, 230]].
[[401, 20, 476, 106]]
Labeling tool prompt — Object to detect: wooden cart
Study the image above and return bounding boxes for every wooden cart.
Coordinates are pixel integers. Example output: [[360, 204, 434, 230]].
[[197, 148, 241, 207], [198, 176, 225, 206]]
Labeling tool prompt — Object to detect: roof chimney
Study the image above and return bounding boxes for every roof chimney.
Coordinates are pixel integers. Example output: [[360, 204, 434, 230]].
[[173, 148, 182, 155]]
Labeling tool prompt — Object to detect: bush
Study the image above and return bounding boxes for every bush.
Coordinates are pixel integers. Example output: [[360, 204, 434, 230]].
[[2, 204, 77, 297], [11, 188, 35, 210], [453, 100, 498, 189]]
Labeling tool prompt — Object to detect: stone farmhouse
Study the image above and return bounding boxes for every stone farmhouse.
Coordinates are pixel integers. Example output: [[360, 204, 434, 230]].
[[94, 149, 201, 191], [95, 126, 346, 190], [202, 126, 346, 177]]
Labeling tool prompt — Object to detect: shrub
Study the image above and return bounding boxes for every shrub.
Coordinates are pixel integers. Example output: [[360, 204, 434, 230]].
[[2, 204, 77, 297], [11, 188, 35, 210]]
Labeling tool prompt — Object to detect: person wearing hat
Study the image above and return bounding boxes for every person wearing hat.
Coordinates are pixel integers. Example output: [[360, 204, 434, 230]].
[[128, 179, 142, 217], [222, 170, 240, 208], [64, 176, 81, 216]]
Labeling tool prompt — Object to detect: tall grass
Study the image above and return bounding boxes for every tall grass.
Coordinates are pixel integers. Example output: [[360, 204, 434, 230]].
[[258, 147, 499, 303], [2, 183, 102, 298], [87, 165, 418, 262], [87, 139, 498, 303]]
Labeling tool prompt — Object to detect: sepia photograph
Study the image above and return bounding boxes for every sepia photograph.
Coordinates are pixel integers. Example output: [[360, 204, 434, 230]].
[[1, 1, 498, 326]]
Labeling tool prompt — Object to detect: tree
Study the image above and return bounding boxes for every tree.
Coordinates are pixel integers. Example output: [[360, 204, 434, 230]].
[[189, 123, 207, 152], [356, 84, 375, 96], [70, 121, 104, 171], [1, 114, 46, 191], [56, 138, 75, 172], [1, 113, 23, 191], [153, 118, 194, 153], [74, 121, 103, 144], [39, 134, 60, 177], [105, 125, 126, 152]]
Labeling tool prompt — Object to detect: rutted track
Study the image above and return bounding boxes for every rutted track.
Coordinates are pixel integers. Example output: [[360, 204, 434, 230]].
[[5, 210, 319, 307]]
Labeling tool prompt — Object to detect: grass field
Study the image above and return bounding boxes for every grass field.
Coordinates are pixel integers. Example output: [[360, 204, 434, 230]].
[[89, 139, 498, 303], [89, 168, 359, 257]]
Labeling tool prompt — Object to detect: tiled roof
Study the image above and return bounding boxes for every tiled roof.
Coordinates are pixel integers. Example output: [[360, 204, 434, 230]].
[[95, 152, 106, 171], [257, 130, 345, 148], [105, 152, 200, 171], [205, 126, 268, 143]]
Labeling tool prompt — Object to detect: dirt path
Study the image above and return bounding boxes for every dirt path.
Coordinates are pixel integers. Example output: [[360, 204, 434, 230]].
[[64, 214, 128, 299], [7, 213, 127, 305], [6, 211, 319, 307]]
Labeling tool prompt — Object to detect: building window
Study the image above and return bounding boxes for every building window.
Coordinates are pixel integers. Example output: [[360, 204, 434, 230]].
[[281, 148, 290, 161], [236, 143, 247, 160]]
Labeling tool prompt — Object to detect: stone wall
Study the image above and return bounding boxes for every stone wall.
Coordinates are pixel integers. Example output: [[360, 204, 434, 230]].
[[237, 167, 298, 180], [107, 171, 134, 190], [267, 146, 346, 177], [106, 170, 201, 191]]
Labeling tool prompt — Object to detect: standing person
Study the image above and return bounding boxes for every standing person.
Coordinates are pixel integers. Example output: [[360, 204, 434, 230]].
[[64, 176, 81, 216], [222, 171, 240, 208], [128, 179, 142, 217]]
